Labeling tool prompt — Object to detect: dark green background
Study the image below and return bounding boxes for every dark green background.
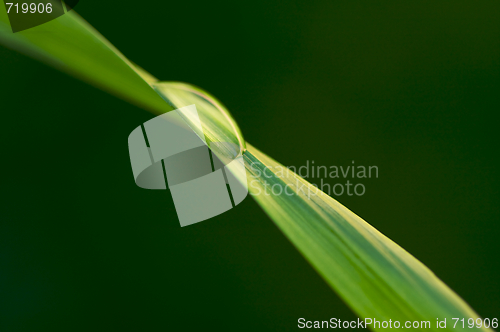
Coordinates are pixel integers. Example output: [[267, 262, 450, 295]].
[[1, 1, 499, 331]]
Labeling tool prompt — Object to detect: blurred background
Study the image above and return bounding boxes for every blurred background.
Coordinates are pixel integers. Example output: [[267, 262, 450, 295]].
[[1, 1, 499, 331]]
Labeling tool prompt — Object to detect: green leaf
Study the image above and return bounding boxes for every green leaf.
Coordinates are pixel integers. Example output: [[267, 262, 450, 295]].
[[0, 7, 490, 331], [243, 144, 486, 329], [0, 9, 170, 114]]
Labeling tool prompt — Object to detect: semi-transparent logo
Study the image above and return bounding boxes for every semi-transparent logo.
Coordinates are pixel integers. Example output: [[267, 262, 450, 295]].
[[128, 105, 248, 227]]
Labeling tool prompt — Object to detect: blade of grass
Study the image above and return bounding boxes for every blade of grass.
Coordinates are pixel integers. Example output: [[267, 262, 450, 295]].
[[0, 7, 490, 331], [243, 143, 486, 329], [0, 9, 170, 114]]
